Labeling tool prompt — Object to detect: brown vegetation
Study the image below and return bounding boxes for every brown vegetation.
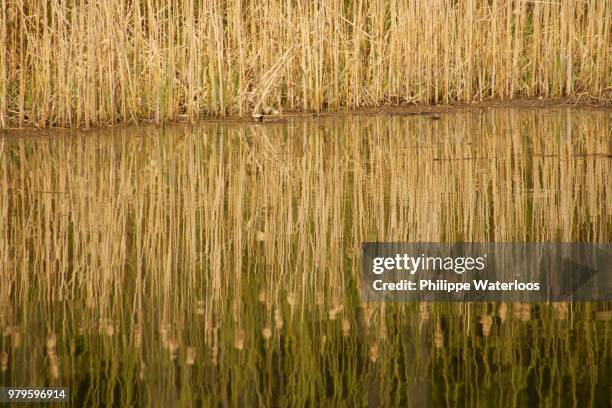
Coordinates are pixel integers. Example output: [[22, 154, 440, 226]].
[[0, 0, 610, 127]]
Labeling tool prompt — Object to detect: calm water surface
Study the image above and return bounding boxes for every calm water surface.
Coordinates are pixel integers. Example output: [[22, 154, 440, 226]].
[[0, 108, 610, 406]]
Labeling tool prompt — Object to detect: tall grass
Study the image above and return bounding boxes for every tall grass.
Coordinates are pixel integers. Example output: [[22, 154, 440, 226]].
[[0, 0, 610, 127]]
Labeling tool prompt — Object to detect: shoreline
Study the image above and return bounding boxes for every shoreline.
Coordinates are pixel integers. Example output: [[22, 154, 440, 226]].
[[2, 98, 611, 134]]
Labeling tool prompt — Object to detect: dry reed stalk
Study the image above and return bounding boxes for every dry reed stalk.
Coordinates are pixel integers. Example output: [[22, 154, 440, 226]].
[[0, 0, 610, 127]]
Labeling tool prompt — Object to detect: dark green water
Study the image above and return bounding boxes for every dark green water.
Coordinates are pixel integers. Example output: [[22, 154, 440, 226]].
[[1, 108, 610, 406]]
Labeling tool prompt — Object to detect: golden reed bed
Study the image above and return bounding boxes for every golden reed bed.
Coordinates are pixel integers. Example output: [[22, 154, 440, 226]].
[[0, 0, 610, 128]]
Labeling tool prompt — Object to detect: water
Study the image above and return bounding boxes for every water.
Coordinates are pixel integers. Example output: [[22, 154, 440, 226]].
[[0, 108, 610, 406]]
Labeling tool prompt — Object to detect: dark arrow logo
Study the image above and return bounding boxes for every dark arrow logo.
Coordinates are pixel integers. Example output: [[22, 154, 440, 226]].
[[543, 245, 610, 301]]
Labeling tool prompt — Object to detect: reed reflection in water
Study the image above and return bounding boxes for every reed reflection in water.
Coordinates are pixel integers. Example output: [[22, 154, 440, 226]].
[[0, 108, 610, 406]]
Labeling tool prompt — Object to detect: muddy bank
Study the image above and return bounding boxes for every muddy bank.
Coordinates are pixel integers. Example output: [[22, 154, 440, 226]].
[[2, 98, 611, 135]]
